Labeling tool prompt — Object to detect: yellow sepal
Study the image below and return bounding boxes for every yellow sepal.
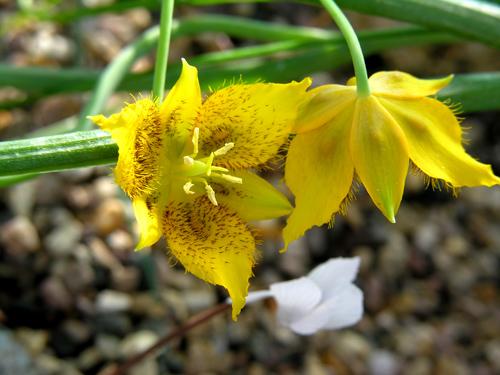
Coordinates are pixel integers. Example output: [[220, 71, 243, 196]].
[[351, 96, 409, 222]]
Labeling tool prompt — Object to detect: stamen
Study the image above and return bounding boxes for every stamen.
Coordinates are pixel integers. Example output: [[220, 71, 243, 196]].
[[205, 153, 215, 176], [212, 172, 243, 184], [214, 142, 234, 156], [183, 180, 195, 195], [211, 166, 229, 173], [191, 127, 200, 157], [184, 156, 195, 166], [205, 184, 218, 206]]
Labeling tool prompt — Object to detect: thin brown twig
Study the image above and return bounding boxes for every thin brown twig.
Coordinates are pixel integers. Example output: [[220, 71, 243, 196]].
[[111, 303, 231, 375]]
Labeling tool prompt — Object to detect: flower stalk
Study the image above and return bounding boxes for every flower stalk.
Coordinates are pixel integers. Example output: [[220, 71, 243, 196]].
[[319, 0, 370, 97], [152, 0, 175, 100]]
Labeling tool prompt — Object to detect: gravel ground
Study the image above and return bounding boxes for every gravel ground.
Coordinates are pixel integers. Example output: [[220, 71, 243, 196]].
[[1, 2, 500, 374]]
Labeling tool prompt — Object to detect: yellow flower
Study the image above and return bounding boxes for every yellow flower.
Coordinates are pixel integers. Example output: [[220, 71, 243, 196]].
[[90, 60, 311, 319], [283, 71, 500, 249]]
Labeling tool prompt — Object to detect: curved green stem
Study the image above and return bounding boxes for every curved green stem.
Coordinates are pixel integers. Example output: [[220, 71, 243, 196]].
[[318, 0, 370, 96], [77, 26, 160, 131], [152, 0, 175, 100]]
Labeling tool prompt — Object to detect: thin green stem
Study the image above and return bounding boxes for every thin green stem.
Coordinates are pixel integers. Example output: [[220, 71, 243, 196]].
[[77, 26, 160, 131], [318, 0, 370, 96], [152, 0, 175, 100]]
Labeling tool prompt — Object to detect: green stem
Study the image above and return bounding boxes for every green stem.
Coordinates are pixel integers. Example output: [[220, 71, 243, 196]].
[[318, 0, 370, 96], [77, 26, 160, 131], [152, 0, 175, 100], [0, 131, 117, 176]]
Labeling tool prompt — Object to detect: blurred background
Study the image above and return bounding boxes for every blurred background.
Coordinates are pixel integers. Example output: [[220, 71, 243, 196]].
[[0, 1, 500, 374]]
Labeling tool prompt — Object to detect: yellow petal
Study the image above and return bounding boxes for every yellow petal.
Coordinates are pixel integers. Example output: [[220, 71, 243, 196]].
[[133, 197, 161, 250], [283, 105, 355, 249], [197, 78, 312, 170], [90, 99, 163, 199], [295, 85, 356, 133], [162, 198, 256, 320], [210, 170, 292, 222], [159, 59, 202, 157], [351, 96, 409, 222], [348, 71, 452, 99], [379, 97, 500, 187]]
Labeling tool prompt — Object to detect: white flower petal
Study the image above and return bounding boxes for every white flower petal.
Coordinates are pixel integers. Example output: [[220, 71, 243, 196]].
[[308, 257, 361, 297], [270, 277, 322, 325], [289, 284, 364, 335]]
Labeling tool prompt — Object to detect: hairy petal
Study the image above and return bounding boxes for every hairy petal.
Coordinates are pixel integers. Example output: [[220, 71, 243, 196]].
[[211, 170, 292, 222], [133, 197, 161, 250], [283, 106, 354, 250], [197, 78, 311, 170], [379, 97, 500, 187], [90, 99, 163, 199], [351, 96, 409, 222], [295, 85, 356, 133], [162, 198, 256, 320], [348, 71, 453, 99], [160, 59, 202, 157]]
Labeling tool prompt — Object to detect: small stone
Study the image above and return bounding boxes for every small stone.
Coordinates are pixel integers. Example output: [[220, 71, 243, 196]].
[[94, 198, 125, 235], [485, 340, 500, 371], [414, 221, 441, 253], [95, 334, 121, 360], [161, 290, 189, 320], [0, 330, 39, 375], [111, 266, 140, 292], [6, 180, 38, 216], [183, 289, 217, 313], [130, 293, 167, 318], [107, 229, 134, 253], [0, 216, 40, 255], [15, 328, 48, 356], [93, 313, 132, 336], [369, 350, 400, 375], [95, 290, 131, 313], [120, 331, 158, 357], [77, 347, 103, 372], [40, 276, 73, 311], [51, 320, 92, 357], [89, 237, 122, 270], [44, 220, 83, 256], [93, 177, 118, 199]]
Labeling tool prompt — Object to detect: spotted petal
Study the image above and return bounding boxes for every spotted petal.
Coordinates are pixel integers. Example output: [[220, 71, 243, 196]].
[[162, 197, 256, 320], [197, 78, 312, 170]]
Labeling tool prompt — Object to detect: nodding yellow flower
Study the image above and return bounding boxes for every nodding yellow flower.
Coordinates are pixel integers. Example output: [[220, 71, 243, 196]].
[[90, 60, 311, 319], [283, 71, 500, 249]]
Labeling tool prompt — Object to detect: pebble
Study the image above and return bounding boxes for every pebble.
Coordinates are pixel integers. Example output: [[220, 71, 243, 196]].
[[0, 216, 40, 255], [368, 350, 400, 375], [95, 290, 132, 313], [0, 330, 39, 375], [44, 219, 83, 256], [40, 276, 73, 311], [183, 289, 217, 313], [94, 198, 125, 236]]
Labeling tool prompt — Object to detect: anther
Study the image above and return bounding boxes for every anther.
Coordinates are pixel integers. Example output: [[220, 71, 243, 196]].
[[191, 127, 200, 157], [183, 180, 195, 195], [205, 184, 218, 206], [183, 156, 194, 166], [214, 142, 234, 156]]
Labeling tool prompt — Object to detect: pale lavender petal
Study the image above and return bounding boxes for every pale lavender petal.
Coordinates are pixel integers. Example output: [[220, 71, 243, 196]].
[[270, 277, 322, 325], [289, 284, 364, 335], [308, 257, 360, 297]]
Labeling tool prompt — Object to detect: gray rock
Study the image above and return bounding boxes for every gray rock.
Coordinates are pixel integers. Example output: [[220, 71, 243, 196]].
[[95, 290, 132, 313], [0, 330, 40, 375], [0, 216, 40, 255]]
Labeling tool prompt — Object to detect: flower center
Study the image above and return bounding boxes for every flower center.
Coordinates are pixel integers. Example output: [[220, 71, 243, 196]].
[[175, 127, 242, 205]]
